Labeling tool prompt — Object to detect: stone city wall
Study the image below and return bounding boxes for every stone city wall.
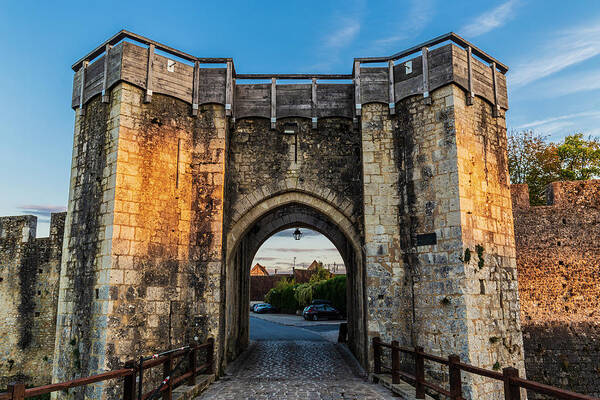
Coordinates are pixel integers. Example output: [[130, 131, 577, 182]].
[[0, 213, 65, 388], [512, 180, 600, 398]]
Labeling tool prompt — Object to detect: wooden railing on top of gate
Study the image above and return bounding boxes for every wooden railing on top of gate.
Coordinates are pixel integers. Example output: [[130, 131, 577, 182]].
[[0, 338, 214, 400], [372, 337, 599, 400]]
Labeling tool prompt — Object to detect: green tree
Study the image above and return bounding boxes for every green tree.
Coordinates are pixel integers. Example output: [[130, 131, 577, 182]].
[[556, 133, 600, 180], [309, 262, 332, 283], [507, 131, 600, 205]]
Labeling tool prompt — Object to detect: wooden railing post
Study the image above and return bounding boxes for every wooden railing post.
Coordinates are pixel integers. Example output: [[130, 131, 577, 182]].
[[391, 340, 400, 384], [414, 346, 425, 399], [207, 338, 215, 374], [337, 322, 348, 343], [188, 345, 197, 385], [123, 360, 136, 400], [137, 356, 144, 400], [372, 337, 382, 374], [8, 383, 25, 400], [503, 367, 521, 400], [448, 354, 462, 400], [163, 354, 172, 400]]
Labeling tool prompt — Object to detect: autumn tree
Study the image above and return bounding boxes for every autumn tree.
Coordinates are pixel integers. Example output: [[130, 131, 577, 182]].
[[507, 131, 600, 205]]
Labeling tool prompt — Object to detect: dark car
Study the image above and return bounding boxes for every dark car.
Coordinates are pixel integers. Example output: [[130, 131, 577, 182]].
[[251, 303, 269, 312], [311, 299, 332, 306], [254, 303, 278, 314], [303, 304, 341, 321]]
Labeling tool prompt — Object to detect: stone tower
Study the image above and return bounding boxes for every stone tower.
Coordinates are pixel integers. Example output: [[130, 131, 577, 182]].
[[51, 30, 524, 399]]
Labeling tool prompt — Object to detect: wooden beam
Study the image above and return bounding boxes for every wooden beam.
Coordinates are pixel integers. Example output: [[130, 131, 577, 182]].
[[79, 61, 89, 116], [422, 47, 431, 105], [388, 60, 395, 115], [226, 61, 233, 116], [491, 62, 499, 117], [192, 61, 200, 116], [354, 60, 361, 117], [271, 77, 276, 129], [144, 44, 155, 103], [231, 77, 236, 123], [311, 78, 318, 129], [101, 44, 112, 103], [235, 74, 352, 80], [466, 46, 474, 106]]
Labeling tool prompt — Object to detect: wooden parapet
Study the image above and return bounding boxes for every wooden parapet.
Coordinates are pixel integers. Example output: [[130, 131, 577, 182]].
[[71, 31, 509, 119]]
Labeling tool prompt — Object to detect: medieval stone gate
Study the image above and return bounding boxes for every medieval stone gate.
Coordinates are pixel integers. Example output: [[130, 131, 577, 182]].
[[47, 30, 525, 398]]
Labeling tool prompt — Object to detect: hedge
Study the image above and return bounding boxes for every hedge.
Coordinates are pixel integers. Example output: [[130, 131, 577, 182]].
[[264, 275, 347, 315]]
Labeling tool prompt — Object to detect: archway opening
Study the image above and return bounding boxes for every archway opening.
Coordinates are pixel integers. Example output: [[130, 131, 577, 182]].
[[248, 228, 346, 341], [223, 196, 367, 370]]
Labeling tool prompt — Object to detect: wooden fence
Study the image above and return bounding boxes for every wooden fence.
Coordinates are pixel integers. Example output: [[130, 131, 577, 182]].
[[372, 337, 599, 400], [0, 339, 214, 400]]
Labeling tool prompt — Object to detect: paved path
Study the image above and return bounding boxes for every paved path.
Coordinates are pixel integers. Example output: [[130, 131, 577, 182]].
[[195, 317, 394, 399]]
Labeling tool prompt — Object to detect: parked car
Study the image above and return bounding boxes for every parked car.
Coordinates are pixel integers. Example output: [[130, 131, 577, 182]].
[[251, 303, 269, 312], [311, 299, 332, 306], [303, 304, 341, 321], [254, 303, 278, 314]]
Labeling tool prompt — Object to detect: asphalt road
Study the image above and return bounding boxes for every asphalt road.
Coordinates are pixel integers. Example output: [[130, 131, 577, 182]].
[[249, 316, 328, 341]]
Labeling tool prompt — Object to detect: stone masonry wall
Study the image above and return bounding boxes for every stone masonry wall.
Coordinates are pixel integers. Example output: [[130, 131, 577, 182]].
[[361, 84, 524, 399], [226, 117, 363, 228], [512, 180, 600, 397], [0, 213, 65, 388], [453, 87, 525, 397], [52, 84, 227, 400]]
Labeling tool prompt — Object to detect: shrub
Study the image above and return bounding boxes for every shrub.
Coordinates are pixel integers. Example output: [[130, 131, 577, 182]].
[[312, 275, 347, 315], [294, 283, 314, 308], [265, 275, 348, 315], [265, 278, 299, 313]]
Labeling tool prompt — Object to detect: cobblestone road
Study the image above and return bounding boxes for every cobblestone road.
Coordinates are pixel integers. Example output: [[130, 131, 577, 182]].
[[195, 318, 395, 399]]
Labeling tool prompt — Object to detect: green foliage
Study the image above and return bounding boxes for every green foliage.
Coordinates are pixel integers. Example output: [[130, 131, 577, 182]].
[[489, 336, 500, 344], [312, 276, 347, 315], [294, 283, 314, 307], [493, 361, 501, 371], [264, 275, 347, 315], [264, 278, 299, 314], [462, 248, 471, 264], [556, 133, 600, 180], [475, 245, 484, 269], [508, 131, 600, 205], [309, 263, 332, 283]]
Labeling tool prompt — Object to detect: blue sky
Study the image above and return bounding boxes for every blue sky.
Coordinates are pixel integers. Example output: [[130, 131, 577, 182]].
[[1, 1, 599, 268]]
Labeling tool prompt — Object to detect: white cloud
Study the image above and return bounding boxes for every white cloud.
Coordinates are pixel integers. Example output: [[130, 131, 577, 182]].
[[510, 22, 600, 88], [371, 0, 434, 51], [517, 111, 600, 130], [530, 69, 600, 98], [324, 18, 361, 49], [459, 0, 520, 38]]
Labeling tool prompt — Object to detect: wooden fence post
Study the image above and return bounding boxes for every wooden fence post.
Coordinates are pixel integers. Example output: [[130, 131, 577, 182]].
[[448, 354, 462, 400], [163, 354, 172, 400], [207, 338, 215, 374], [338, 322, 348, 343], [188, 345, 197, 385], [123, 360, 136, 400], [8, 383, 25, 400], [137, 356, 144, 400], [414, 346, 425, 399], [391, 340, 400, 384], [372, 337, 382, 374], [503, 367, 521, 400]]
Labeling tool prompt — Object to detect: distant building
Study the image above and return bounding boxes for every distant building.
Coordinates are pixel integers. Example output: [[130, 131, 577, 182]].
[[250, 263, 269, 276], [307, 260, 321, 271]]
